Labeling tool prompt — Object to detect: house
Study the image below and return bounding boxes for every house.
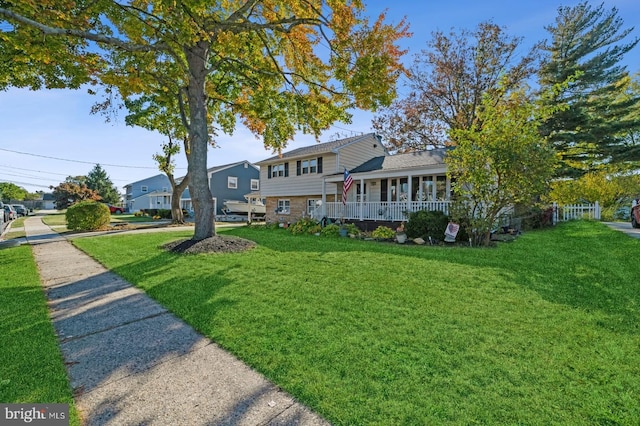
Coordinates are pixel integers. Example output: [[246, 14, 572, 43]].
[[205, 161, 260, 215], [41, 193, 56, 210], [256, 133, 453, 224], [124, 161, 260, 216], [124, 174, 174, 213]]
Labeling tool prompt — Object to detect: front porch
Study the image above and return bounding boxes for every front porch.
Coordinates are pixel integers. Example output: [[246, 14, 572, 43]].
[[322, 200, 451, 222]]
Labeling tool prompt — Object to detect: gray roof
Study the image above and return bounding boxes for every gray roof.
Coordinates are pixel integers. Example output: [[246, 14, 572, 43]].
[[257, 133, 380, 163], [350, 149, 447, 174]]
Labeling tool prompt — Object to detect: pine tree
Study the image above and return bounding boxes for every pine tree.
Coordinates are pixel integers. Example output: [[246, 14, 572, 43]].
[[85, 164, 120, 205], [538, 1, 640, 177]]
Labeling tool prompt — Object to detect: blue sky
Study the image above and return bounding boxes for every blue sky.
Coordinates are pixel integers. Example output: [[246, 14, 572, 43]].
[[1, 0, 639, 194]]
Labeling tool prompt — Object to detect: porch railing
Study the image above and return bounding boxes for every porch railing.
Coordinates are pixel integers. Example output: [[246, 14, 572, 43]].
[[323, 201, 450, 222]]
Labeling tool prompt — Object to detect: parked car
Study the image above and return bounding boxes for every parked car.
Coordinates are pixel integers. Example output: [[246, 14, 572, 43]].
[[108, 204, 125, 214], [0, 202, 5, 225], [3, 204, 16, 221], [632, 199, 640, 228], [11, 204, 28, 217]]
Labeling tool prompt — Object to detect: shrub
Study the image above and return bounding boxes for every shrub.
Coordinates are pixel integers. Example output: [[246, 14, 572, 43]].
[[320, 223, 341, 237], [371, 225, 395, 240], [66, 201, 110, 231], [405, 210, 449, 239], [289, 217, 322, 235], [345, 223, 360, 237]]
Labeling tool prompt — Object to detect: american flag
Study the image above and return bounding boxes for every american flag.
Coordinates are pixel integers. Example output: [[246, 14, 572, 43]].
[[342, 169, 353, 205]]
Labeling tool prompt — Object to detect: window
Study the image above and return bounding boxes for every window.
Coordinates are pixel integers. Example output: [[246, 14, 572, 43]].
[[228, 176, 238, 189], [296, 157, 323, 175], [356, 183, 367, 202], [276, 199, 290, 214], [251, 179, 259, 191], [307, 199, 319, 216], [141, 186, 148, 193], [422, 176, 434, 201], [436, 176, 447, 200], [269, 163, 288, 178]]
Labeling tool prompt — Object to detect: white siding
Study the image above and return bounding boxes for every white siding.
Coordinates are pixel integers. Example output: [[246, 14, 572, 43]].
[[260, 154, 339, 197], [335, 137, 386, 172]]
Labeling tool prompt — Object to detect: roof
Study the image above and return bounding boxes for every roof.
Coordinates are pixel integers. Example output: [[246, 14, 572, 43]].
[[350, 149, 447, 174], [206, 160, 259, 174], [256, 133, 381, 164], [123, 174, 167, 189]]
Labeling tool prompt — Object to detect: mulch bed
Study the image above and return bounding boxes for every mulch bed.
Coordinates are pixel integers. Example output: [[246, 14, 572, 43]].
[[162, 235, 256, 254]]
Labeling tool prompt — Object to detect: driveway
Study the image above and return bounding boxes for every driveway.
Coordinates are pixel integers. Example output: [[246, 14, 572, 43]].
[[603, 221, 640, 239]]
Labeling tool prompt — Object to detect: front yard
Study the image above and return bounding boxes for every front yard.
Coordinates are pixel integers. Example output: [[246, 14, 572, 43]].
[[71, 221, 640, 425]]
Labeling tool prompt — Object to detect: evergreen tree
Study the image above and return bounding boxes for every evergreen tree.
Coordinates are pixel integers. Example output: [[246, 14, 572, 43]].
[[538, 1, 640, 177], [85, 164, 120, 205]]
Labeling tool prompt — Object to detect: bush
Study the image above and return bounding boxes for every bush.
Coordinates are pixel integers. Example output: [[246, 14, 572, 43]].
[[405, 210, 449, 239], [320, 223, 341, 237], [289, 217, 322, 235], [345, 223, 360, 237], [371, 225, 395, 240], [66, 201, 110, 231], [518, 206, 554, 230]]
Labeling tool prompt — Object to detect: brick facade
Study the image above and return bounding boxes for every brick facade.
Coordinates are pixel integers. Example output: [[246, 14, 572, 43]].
[[265, 195, 337, 223]]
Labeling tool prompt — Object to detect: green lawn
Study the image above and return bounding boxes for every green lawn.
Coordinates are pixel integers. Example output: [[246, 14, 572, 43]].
[[72, 221, 640, 425], [41, 212, 67, 226], [0, 245, 80, 425]]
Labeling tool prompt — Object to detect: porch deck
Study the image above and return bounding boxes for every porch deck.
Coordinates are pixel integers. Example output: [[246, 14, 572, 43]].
[[322, 201, 451, 222]]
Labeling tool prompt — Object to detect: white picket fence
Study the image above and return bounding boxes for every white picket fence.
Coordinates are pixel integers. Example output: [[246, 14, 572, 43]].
[[552, 202, 601, 224]]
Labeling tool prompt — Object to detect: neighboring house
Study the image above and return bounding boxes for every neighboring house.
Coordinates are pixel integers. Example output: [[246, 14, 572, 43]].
[[124, 161, 260, 216], [124, 174, 174, 213], [256, 133, 452, 224], [42, 193, 56, 210], [206, 161, 260, 216]]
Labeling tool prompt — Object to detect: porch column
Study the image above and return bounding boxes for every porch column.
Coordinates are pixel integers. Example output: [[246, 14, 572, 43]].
[[321, 177, 327, 217], [432, 176, 437, 201], [359, 177, 365, 221], [407, 175, 413, 213], [446, 177, 451, 200]]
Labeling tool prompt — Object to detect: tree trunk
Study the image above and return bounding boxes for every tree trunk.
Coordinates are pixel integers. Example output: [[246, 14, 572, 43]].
[[186, 44, 215, 240], [168, 173, 189, 224]]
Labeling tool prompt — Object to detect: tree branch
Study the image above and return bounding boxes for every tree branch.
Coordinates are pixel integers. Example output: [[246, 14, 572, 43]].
[[0, 7, 167, 53]]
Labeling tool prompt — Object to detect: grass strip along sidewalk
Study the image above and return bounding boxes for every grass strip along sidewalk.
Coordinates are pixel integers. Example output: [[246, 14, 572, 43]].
[[0, 245, 80, 425], [73, 221, 640, 425]]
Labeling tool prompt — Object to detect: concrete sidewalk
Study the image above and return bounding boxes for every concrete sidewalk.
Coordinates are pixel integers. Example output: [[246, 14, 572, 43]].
[[23, 214, 329, 426]]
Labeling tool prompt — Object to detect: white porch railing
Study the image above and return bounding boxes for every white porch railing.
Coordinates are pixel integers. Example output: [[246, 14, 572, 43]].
[[553, 202, 601, 223], [323, 201, 450, 222]]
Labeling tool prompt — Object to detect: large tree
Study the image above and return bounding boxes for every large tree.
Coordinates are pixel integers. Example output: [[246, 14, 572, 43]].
[[50, 181, 101, 209], [86, 164, 120, 204], [0, 182, 27, 201], [538, 1, 640, 177], [1, 1, 409, 240], [447, 86, 557, 246], [373, 21, 537, 151]]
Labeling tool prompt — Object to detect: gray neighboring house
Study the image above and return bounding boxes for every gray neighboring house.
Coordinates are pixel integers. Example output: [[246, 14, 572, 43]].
[[124, 161, 260, 216], [124, 174, 174, 213]]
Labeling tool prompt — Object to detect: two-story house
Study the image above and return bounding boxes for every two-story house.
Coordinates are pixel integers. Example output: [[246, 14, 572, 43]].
[[124, 174, 174, 213], [256, 133, 452, 224]]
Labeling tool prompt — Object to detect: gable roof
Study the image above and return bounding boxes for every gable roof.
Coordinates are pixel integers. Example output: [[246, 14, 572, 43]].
[[206, 160, 259, 174], [257, 133, 382, 164], [123, 174, 168, 189], [350, 149, 447, 174]]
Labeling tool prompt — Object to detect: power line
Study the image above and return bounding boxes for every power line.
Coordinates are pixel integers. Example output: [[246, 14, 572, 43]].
[[0, 179, 52, 189], [0, 147, 186, 170], [0, 164, 131, 182]]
